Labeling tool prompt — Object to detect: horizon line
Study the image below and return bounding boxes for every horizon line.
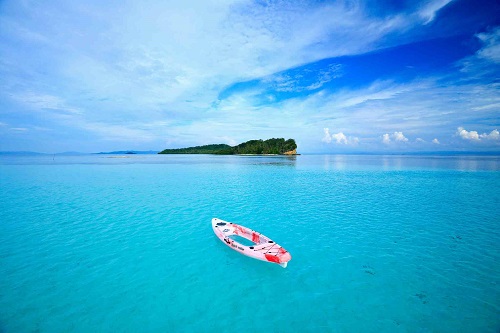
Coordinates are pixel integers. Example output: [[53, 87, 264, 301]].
[[1, 150, 499, 156]]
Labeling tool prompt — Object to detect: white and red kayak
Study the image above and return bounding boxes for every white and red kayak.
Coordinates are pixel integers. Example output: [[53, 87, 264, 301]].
[[212, 218, 292, 268]]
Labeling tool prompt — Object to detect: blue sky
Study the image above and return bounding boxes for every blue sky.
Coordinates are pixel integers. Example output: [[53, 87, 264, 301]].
[[0, 0, 499, 153]]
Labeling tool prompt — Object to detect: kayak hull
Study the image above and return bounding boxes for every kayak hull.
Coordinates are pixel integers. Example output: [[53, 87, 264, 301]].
[[212, 218, 291, 268]]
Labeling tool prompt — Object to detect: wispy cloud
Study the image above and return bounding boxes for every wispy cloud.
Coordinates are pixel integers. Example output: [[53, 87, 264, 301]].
[[10, 92, 82, 114], [263, 64, 343, 93], [417, 0, 454, 24], [476, 27, 500, 63]]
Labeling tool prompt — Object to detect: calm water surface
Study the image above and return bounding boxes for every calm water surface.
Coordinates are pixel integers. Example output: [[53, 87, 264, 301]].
[[0, 154, 499, 332]]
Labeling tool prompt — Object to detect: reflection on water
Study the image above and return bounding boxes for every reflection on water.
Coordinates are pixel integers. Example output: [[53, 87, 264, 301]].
[[0, 153, 498, 171], [315, 154, 500, 171]]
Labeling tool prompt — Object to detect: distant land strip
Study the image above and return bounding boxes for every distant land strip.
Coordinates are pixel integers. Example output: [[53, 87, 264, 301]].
[[158, 138, 298, 155]]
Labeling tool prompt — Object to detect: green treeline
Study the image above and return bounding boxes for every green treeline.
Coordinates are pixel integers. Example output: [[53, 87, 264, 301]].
[[158, 144, 231, 154], [222, 138, 297, 155], [158, 138, 297, 155]]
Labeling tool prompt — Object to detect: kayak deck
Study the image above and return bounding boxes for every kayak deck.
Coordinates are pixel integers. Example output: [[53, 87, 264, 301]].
[[212, 218, 291, 268]]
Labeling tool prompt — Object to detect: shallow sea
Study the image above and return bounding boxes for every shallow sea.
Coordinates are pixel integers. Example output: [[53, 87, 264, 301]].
[[0, 154, 499, 332]]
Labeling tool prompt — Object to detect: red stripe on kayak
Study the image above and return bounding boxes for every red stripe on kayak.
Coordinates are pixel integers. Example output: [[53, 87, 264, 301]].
[[252, 232, 260, 243], [234, 225, 245, 235], [265, 254, 280, 263]]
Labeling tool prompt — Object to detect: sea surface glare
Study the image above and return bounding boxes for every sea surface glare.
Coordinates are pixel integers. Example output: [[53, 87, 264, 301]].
[[0, 154, 499, 332]]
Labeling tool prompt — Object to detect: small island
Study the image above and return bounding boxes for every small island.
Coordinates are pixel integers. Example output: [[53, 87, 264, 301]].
[[158, 138, 298, 155]]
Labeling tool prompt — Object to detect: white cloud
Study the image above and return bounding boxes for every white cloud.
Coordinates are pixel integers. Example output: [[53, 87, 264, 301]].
[[415, 138, 440, 144], [393, 131, 409, 142], [382, 131, 408, 144], [322, 128, 358, 145], [322, 128, 332, 143], [457, 127, 499, 141], [332, 132, 348, 144], [480, 129, 499, 140], [457, 127, 479, 140]]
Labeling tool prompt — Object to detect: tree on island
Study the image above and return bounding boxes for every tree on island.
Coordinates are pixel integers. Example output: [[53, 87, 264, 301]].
[[158, 144, 231, 154], [158, 138, 297, 155]]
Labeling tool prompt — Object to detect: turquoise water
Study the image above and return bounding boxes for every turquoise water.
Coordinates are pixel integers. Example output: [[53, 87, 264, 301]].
[[0, 154, 499, 332]]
